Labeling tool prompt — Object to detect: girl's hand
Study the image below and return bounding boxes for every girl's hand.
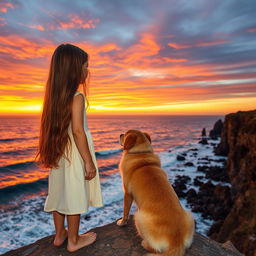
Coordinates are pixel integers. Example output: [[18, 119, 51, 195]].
[[85, 161, 96, 180]]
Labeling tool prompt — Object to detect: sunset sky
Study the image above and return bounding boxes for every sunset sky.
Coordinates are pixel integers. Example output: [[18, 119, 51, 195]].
[[0, 0, 255, 115]]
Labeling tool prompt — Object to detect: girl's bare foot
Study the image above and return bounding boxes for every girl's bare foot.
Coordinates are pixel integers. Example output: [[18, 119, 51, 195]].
[[53, 229, 68, 246], [67, 232, 97, 252]]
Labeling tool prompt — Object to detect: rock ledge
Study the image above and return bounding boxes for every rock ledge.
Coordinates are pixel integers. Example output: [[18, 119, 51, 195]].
[[3, 216, 243, 256]]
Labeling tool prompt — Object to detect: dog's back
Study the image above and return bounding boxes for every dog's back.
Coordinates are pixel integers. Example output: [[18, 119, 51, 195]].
[[119, 130, 194, 255], [126, 154, 194, 255]]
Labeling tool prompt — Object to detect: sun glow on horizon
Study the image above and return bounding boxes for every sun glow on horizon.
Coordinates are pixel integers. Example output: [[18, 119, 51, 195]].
[[0, 96, 255, 116]]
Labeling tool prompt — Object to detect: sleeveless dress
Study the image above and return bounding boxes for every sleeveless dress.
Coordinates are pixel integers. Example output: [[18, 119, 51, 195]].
[[44, 91, 104, 215]]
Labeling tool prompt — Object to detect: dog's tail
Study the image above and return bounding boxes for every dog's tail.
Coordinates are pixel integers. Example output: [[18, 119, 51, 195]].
[[160, 211, 194, 256], [146, 211, 195, 256], [183, 210, 195, 249]]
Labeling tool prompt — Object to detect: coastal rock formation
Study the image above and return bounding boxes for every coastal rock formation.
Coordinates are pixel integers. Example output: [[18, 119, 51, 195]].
[[210, 110, 256, 256], [209, 119, 223, 140], [187, 179, 233, 222], [177, 154, 186, 161], [199, 128, 208, 144], [2, 217, 243, 256], [172, 175, 191, 197]]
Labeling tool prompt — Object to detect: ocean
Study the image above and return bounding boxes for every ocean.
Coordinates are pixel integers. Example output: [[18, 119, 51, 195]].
[[0, 115, 226, 254]]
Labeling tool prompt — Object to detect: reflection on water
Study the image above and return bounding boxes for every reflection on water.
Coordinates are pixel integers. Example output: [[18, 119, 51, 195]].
[[0, 115, 221, 191]]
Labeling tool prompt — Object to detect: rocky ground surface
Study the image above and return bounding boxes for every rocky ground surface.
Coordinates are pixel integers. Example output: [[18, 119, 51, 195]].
[[2, 217, 243, 256]]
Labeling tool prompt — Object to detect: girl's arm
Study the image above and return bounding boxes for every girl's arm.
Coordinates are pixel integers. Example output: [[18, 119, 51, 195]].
[[71, 94, 96, 180]]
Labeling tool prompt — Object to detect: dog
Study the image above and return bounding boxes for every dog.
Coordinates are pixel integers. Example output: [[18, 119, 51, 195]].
[[116, 130, 194, 256]]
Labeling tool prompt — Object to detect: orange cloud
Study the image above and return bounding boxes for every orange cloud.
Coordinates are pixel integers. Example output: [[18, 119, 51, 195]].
[[0, 35, 55, 59], [59, 15, 100, 29], [0, 29, 255, 116], [0, 2, 14, 13], [168, 40, 229, 49], [24, 24, 45, 31], [115, 33, 161, 64], [18, 14, 100, 31]]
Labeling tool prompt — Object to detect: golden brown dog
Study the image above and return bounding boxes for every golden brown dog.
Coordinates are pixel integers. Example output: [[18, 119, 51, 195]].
[[116, 130, 194, 256]]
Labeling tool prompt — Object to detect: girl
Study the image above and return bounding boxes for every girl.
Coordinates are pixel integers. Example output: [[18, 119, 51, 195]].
[[35, 44, 104, 252]]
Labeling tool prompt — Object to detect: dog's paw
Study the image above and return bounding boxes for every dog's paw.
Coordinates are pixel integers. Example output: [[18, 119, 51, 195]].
[[116, 218, 128, 227]]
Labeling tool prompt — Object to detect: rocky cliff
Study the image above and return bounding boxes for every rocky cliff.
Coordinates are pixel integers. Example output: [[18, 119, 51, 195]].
[[2, 217, 243, 256], [211, 110, 256, 256]]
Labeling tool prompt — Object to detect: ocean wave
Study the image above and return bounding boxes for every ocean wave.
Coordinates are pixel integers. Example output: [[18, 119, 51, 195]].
[[0, 178, 47, 204], [95, 148, 122, 157], [0, 161, 37, 173], [98, 164, 119, 173], [0, 136, 38, 143], [0, 161, 119, 202], [0, 146, 36, 156]]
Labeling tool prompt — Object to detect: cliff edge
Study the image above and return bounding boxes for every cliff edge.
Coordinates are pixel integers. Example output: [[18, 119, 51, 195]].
[[211, 110, 256, 256], [2, 216, 243, 256]]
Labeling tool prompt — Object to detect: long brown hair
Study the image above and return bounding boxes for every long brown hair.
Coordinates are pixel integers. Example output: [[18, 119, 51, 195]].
[[35, 43, 90, 169]]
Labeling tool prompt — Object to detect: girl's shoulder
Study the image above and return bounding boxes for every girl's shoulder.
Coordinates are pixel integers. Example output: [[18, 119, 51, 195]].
[[74, 91, 88, 109], [74, 91, 85, 97]]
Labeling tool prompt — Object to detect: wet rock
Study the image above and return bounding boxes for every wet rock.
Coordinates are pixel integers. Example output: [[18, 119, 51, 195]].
[[185, 162, 194, 167], [190, 148, 198, 151], [177, 155, 186, 161], [170, 168, 184, 172], [193, 177, 204, 186], [196, 165, 229, 183], [205, 166, 229, 182], [202, 128, 207, 137], [198, 157, 209, 161], [172, 175, 191, 198], [199, 128, 208, 144], [199, 138, 208, 145], [187, 180, 233, 222], [186, 189, 197, 202], [84, 215, 91, 221], [197, 165, 208, 173]]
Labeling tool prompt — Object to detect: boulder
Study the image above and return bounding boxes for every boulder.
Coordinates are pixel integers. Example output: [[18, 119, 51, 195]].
[[177, 155, 186, 161]]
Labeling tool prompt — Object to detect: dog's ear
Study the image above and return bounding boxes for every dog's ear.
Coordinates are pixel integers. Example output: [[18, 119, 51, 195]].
[[124, 134, 137, 150], [119, 134, 124, 146], [144, 132, 151, 144]]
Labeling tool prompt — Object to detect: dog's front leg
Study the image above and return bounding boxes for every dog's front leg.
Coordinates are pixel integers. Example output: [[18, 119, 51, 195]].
[[116, 192, 133, 226]]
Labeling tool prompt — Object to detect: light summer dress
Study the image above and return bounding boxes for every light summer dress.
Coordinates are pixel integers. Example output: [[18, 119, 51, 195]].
[[44, 91, 104, 214]]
